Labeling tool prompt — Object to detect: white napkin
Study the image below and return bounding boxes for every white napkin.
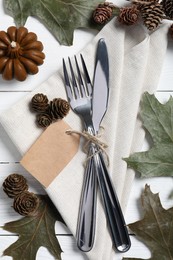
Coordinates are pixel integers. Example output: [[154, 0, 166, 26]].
[[0, 18, 169, 260]]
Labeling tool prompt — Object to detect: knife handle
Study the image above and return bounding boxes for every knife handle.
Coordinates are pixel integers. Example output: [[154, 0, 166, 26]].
[[93, 147, 131, 252], [76, 145, 97, 252]]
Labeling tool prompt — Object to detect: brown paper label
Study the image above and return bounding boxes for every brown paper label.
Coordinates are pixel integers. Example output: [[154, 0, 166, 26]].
[[21, 120, 80, 188]]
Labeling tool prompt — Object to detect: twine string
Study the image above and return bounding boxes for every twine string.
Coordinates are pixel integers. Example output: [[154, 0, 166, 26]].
[[66, 128, 109, 165]]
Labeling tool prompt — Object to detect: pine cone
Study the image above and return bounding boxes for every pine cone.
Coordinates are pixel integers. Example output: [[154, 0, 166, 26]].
[[49, 98, 70, 120], [13, 191, 39, 216], [139, 2, 164, 30], [36, 112, 53, 128], [93, 2, 115, 24], [161, 0, 173, 18], [3, 173, 28, 198], [31, 93, 49, 113], [118, 5, 140, 25]]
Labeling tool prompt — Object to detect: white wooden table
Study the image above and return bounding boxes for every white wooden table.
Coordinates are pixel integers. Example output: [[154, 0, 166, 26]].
[[0, 0, 173, 259]]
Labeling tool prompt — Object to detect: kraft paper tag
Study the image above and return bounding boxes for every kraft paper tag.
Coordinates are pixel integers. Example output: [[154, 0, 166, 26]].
[[21, 120, 80, 188]]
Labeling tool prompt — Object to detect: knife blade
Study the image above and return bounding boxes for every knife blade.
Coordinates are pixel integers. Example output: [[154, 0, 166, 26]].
[[92, 38, 109, 133], [91, 38, 131, 252]]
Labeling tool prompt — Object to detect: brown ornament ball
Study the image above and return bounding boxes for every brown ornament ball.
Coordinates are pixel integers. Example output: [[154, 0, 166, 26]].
[[31, 93, 49, 113], [0, 26, 45, 81], [13, 191, 39, 216], [3, 173, 28, 198]]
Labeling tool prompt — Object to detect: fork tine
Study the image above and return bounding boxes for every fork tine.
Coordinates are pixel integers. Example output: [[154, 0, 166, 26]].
[[80, 54, 92, 96], [63, 58, 73, 101], [68, 57, 80, 100], [75, 55, 85, 98]]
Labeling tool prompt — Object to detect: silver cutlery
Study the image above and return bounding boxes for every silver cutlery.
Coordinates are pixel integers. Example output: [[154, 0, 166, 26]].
[[91, 39, 131, 252], [62, 39, 131, 253], [63, 55, 97, 252]]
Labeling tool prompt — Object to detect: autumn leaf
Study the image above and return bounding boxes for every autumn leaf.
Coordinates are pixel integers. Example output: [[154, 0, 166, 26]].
[[124, 92, 173, 177], [2, 195, 65, 260], [123, 184, 173, 260], [4, 0, 104, 46]]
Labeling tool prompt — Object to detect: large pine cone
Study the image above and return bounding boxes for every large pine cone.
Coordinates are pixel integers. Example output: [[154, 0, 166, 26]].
[[161, 0, 173, 18], [0, 26, 45, 81], [13, 191, 39, 216], [138, 2, 164, 30], [49, 98, 70, 120], [118, 5, 140, 25], [93, 2, 115, 24], [3, 173, 28, 198], [31, 93, 49, 113]]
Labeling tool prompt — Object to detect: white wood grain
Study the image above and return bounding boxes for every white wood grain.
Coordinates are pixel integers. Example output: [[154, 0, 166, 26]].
[[0, 235, 88, 260], [0, 235, 152, 260], [0, 0, 173, 258]]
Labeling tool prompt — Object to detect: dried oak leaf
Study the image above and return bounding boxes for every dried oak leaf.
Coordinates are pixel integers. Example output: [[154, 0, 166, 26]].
[[124, 92, 173, 177], [4, 0, 103, 46], [2, 195, 65, 260], [123, 184, 173, 260]]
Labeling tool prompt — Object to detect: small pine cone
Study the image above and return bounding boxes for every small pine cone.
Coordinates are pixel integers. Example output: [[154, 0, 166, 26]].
[[36, 112, 53, 128], [139, 2, 164, 30], [31, 93, 49, 113], [49, 98, 70, 120], [13, 191, 39, 216], [93, 2, 114, 24], [3, 174, 28, 198], [161, 0, 173, 18], [118, 5, 140, 25]]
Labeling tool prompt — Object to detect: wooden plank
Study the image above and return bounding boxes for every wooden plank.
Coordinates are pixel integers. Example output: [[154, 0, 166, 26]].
[[0, 235, 87, 260], [123, 236, 151, 259], [0, 235, 151, 260]]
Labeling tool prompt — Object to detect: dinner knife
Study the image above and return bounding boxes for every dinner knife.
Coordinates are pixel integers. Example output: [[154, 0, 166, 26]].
[[92, 38, 131, 252]]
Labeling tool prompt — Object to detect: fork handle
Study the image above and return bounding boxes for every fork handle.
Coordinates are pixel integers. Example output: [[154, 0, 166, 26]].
[[76, 145, 97, 252], [93, 147, 131, 252]]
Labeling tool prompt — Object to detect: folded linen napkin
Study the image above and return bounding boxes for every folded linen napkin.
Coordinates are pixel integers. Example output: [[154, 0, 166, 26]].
[[0, 18, 169, 260]]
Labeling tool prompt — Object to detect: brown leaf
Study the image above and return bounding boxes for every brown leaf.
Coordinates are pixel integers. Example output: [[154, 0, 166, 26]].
[[123, 185, 173, 260], [2, 195, 65, 260]]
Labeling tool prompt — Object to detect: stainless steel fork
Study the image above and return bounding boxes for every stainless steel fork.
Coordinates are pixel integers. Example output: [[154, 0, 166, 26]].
[[63, 55, 97, 252]]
